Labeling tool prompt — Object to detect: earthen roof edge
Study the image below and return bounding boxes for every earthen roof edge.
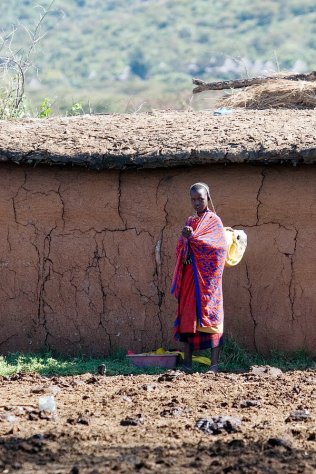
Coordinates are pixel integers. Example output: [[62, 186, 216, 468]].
[[0, 110, 315, 169]]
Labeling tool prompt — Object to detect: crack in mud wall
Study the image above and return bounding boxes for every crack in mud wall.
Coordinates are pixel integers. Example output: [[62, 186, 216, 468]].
[[0, 163, 315, 355]]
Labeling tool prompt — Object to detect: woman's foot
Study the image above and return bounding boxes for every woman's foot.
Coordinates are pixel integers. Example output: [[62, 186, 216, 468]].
[[207, 364, 219, 373], [180, 364, 193, 373]]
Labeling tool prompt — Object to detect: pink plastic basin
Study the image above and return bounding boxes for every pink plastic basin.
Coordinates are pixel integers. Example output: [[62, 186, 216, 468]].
[[127, 353, 178, 369]]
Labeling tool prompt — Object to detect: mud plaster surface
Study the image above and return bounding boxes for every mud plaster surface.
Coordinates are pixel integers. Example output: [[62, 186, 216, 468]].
[[1, 110, 316, 168], [0, 163, 315, 355], [0, 370, 315, 473]]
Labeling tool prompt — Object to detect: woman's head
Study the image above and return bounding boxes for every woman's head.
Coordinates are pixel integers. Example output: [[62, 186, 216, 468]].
[[189, 182, 210, 213]]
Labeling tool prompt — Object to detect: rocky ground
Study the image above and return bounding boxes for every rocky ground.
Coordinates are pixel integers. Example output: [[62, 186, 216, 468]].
[[0, 367, 315, 473]]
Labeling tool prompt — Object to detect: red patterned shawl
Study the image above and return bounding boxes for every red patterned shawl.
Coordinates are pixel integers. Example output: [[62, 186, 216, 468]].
[[171, 211, 227, 329]]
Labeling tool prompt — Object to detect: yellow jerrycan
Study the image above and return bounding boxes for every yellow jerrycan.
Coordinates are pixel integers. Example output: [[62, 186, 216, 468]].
[[224, 227, 247, 267]]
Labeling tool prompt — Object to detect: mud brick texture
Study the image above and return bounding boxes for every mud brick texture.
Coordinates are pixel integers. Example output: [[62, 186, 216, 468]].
[[0, 111, 315, 355]]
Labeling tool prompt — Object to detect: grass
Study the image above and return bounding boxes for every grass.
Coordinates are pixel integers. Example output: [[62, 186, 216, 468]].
[[0, 338, 314, 377], [0, 350, 163, 378], [219, 337, 315, 372]]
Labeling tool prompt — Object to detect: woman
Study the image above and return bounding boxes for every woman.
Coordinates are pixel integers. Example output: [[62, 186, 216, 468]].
[[171, 182, 227, 373]]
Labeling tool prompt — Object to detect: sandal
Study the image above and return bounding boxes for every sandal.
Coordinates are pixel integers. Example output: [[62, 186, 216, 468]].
[[179, 364, 193, 374], [207, 364, 219, 373]]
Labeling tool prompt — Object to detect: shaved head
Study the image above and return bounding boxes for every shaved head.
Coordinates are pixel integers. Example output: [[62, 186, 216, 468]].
[[190, 182, 210, 200]]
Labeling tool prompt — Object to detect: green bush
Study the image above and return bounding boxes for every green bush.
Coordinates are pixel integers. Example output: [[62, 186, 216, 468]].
[[38, 98, 52, 118]]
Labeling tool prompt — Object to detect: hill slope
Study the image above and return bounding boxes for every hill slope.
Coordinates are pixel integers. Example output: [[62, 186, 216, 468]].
[[1, 0, 315, 112]]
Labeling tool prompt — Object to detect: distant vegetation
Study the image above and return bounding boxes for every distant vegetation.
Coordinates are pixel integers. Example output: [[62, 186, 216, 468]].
[[0, 0, 315, 115]]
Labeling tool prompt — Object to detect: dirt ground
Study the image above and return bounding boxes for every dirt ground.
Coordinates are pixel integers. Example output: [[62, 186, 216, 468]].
[[0, 368, 315, 473]]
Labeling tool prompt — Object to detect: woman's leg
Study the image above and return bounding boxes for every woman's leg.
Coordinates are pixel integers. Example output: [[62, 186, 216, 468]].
[[183, 342, 193, 369], [209, 346, 220, 372]]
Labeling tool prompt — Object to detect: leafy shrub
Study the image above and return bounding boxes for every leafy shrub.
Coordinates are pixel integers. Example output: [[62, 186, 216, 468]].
[[38, 98, 52, 118]]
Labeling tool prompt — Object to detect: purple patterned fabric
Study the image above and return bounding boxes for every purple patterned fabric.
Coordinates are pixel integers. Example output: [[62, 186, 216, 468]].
[[171, 211, 227, 329]]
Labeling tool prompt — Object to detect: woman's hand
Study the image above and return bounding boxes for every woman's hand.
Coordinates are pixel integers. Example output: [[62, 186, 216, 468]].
[[182, 226, 193, 238]]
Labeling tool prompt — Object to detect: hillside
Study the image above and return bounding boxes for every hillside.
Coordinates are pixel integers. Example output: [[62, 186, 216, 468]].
[[0, 0, 315, 113]]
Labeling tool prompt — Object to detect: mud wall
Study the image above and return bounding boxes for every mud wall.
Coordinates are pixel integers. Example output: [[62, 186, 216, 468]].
[[0, 163, 315, 355]]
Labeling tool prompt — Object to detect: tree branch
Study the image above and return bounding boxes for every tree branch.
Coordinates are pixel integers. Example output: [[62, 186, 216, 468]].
[[192, 71, 316, 94], [0, 0, 56, 117]]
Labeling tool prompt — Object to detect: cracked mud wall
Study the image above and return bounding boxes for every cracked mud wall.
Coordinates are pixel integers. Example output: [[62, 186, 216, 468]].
[[0, 163, 315, 355]]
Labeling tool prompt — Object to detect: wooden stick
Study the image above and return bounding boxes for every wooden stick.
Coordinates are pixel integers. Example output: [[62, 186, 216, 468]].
[[0, 404, 36, 408], [192, 71, 316, 94]]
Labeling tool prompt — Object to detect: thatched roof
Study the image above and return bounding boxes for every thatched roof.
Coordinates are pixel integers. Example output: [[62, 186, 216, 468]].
[[218, 80, 316, 109], [0, 110, 315, 169]]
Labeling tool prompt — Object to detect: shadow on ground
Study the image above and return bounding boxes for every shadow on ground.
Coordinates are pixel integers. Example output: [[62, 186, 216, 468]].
[[0, 434, 315, 473]]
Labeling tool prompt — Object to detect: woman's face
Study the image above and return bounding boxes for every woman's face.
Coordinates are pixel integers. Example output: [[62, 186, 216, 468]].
[[190, 189, 208, 213]]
